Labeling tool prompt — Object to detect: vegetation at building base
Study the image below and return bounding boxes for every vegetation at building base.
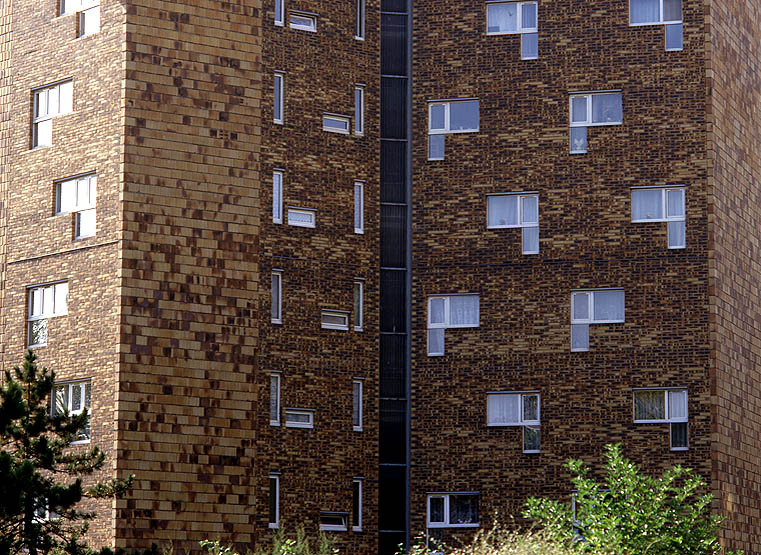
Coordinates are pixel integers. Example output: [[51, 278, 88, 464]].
[[0, 350, 134, 555], [200, 528, 338, 555]]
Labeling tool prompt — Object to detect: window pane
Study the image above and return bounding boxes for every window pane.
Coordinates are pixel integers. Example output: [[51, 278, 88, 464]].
[[486, 3, 517, 33], [273, 173, 282, 222], [522, 226, 539, 254], [520, 2, 537, 29], [663, 0, 681, 21], [355, 88, 364, 134], [429, 497, 445, 523], [35, 120, 53, 147], [80, 6, 100, 36], [521, 195, 538, 224], [570, 126, 587, 153], [487, 195, 518, 227], [59, 81, 73, 114], [593, 290, 624, 322], [668, 221, 686, 249], [56, 282, 68, 314], [591, 93, 622, 124], [669, 390, 688, 420], [271, 274, 281, 321], [353, 382, 362, 428], [54, 385, 67, 416], [429, 297, 446, 325], [76, 209, 96, 238], [274, 75, 282, 121], [671, 422, 688, 449], [269, 478, 278, 523], [449, 296, 478, 326], [43, 286, 54, 315], [450, 495, 478, 524], [31, 288, 43, 316], [354, 183, 363, 231], [429, 104, 446, 130], [521, 32, 538, 59], [523, 425, 540, 452], [48, 86, 60, 116], [571, 323, 589, 351], [428, 328, 444, 355], [634, 390, 666, 420], [286, 412, 311, 424], [270, 376, 279, 422], [570, 96, 588, 123], [522, 394, 539, 422], [354, 282, 362, 328], [667, 189, 685, 217], [290, 14, 316, 30], [428, 134, 445, 160], [353, 481, 361, 526], [632, 189, 664, 220], [30, 318, 47, 347], [72, 384, 82, 412], [322, 313, 348, 327], [572, 293, 590, 321], [35, 90, 48, 118], [487, 394, 520, 424], [630, 0, 660, 24], [665, 23, 683, 50], [449, 101, 479, 132]]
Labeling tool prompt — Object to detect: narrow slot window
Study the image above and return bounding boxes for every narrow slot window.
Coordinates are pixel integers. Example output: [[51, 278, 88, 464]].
[[352, 479, 363, 531], [52, 380, 92, 443], [320, 512, 349, 531], [352, 380, 363, 431], [28, 282, 69, 348], [275, 0, 284, 25], [273, 171, 283, 224], [665, 23, 683, 50], [274, 73, 284, 124], [355, 87, 365, 135], [354, 181, 364, 234], [355, 0, 366, 39], [569, 92, 622, 153], [353, 280, 363, 331], [270, 374, 281, 426], [269, 474, 280, 528], [271, 272, 282, 324]]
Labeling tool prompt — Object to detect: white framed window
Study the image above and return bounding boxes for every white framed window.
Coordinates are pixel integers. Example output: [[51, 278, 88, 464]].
[[269, 474, 280, 529], [665, 23, 683, 51], [353, 280, 364, 331], [427, 494, 479, 528], [352, 479, 363, 531], [320, 512, 349, 531], [274, 72, 284, 124], [354, 181, 364, 234], [78, 4, 100, 37], [322, 310, 350, 331], [486, 193, 539, 254], [428, 100, 480, 134], [633, 388, 688, 450], [353, 379, 363, 431], [273, 170, 283, 224], [355, 0, 365, 39], [61, 0, 97, 15], [287, 207, 316, 228], [631, 186, 685, 249], [53, 380, 91, 443], [630, 0, 681, 25], [270, 373, 281, 426], [33, 80, 73, 148], [28, 282, 69, 348], [427, 295, 480, 356], [56, 174, 97, 239], [569, 91, 622, 154], [285, 408, 314, 428], [289, 11, 317, 31], [355, 86, 365, 135], [323, 114, 351, 134], [271, 272, 282, 324], [274, 0, 284, 25], [33, 500, 59, 523], [486, 1, 538, 59], [486, 392, 540, 426], [428, 134, 445, 161], [571, 289, 624, 352]]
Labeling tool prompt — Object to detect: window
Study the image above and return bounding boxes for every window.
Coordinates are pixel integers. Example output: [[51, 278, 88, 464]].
[[285, 408, 314, 428], [287, 207, 316, 228], [355, 0, 365, 39], [355, 87, 365, 135], [428, 295, 479, 356], [271, 272, 282, 324], [320, 512, 349, 531], [33, 80, 73, 148], [487, 392, 540, 453], [633, 388, 688, 450], [569, 91, 622, 154], [428, 100, 479, 160], [354, 181, 364, 234], [353, 379, 363, 431], [269, 474, 280, 528], [487, 193, 539, 254], [353, 280, 363, 331], [630, 0, 681, 25], [28, 282, 68, 348], [61, 0, 100, 37], [270, 373, 281, 426], [427, 494, 479, 528], [53, 380, 91, 443], [275, 0, 284, 25], [273, 171, 283, 224], [486, 1, 538, 59], [56, 174, 96, 239], [322, 310, 350, 331], [631, 187, 685, 249], [352, 479, 363, 531], [289, 11, 317, 31], [323, 114, 351, 134], [571, 289, 624, 352], [274, 73, 284, 124]]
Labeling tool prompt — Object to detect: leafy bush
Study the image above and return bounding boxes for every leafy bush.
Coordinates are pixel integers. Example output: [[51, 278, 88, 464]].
[[200, 527, 337, 555]]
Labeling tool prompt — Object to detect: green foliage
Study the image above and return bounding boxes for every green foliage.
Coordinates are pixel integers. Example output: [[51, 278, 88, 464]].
[[403, 525, 580, 555], [0, 350, 134, 554], [200, 527, 338, 555], [523, 444, 740, 555]]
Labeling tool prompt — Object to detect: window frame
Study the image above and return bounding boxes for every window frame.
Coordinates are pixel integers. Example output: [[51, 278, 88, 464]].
[[321, 310, 350, 331], [284, 408, 315, 429], [271, 271, 282, 324], [319, 512, 349, 532], [568, 91, 623, 127], [274, 0, 284, 25], [631, 186, 685, 223], [354, 86, 365, 136], [354, 181, 364, 234], [632, 388, 688, 424], [273, 170, 284, 224], [28, 282, 69, 348], [485, 1, 538, 35], [426, 493, 480, 529], [289, 10, 317, 31], [287, 207, 316, 228], [629, 0, 683, 26], [270, 373, 281, 426], [323, 114, 351, 134], [353, 279, 364, 331], [352, 379, 363, 432], [32, 80, 73, 148], [570, 289, 625, 325], [486, 192, 539, 229], [428, 100, 480, 135], [486, 391, 540, 427], [274, 72, 284, 125], [77, 4, 100, 37], [352, 478, 363, 531], [427, 295, 480, 329], [269, 473, 280, 529], [355, 0, 366, 39], [52, 379, 91, 444]]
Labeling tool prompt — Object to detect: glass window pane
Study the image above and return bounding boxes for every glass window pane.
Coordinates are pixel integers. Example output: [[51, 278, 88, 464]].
[[449, 296, 478, 326], [270, 376, 279, 422], [55, 282, 68, 314], [520, 2, 537, 30], [427, 328, 444, 355], [671, 422, 688, 449], [35, 90, 48, 118], [429, 104, 446, 130], [632, 189, 664, 220], [355, 88, 364, 134], [571, 96, 588, 124], [353, 382, 362, 427], [521, 32, 538, 59], [449, 101, 479, 132], [571, 323, 589, 351], [522, 226, 539, 254], [523, 425, 540, 452], [450, 495, 478, 524], [269, 478, 278, 523], [429, 297, 446, 325], [487, 195, 518, 227], [354, 282, 362, 328], [273, 173, 282, 222], [572, 293, 590, 321], [80, 6, 100, 36], [75, 209, 96, 238], [54, 385, 67, 416], [85, 382, 91, 409], [59, 81, 73, 114], [522, 394, 539, 421], [630, 0, 660, 24], [429, 497, 445, 523], [71, 384, 82, 412], [487, 394, 520, 424], [634, 390, 666, 420], [31, 288, 43, 316], [591, 93, 622, 124], [570, 126, 587, 153], [274, 75, 282, 121], [354, 183, 363, 231], [669, 390, 688, 420], [667, 189, 685, 217], [323, 117, 349, 132], [521, 195, 538, 224], [486, 2, 517, 33], [663, 0, 682, 22], [665, 23, 683, 50], [48, 86, 60, 116], [35, 120, 53, 147], [428, 134, 444, 160], [668, 221, 686, 249], [43, 286, 54, 316], [593, 290, 624, 322], [275, 0, 282, 22], [30, 319, 48, 347], [271, 274, 281, 321]]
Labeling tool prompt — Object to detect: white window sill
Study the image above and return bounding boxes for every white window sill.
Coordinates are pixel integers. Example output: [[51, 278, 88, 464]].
[[70, 439, 91, 446], [523, 449, 540, 454], [486, 29, 537, 36], [269, 523, 279, 529], [285, 423, 313, 429], [290, 25, 317, 32], [353, 426, 363, 432], [570, 121, 622, 128], [319, 525, 348, 532], [322, 325, 349, 331], [427, 523, 479, 529], [629, 20, 682, 27], [269, 420, 281, 426], [429, 129, 479, 135]]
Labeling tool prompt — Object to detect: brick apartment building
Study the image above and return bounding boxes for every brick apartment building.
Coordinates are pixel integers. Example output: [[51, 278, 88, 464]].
[[0, 0, 760, 553]]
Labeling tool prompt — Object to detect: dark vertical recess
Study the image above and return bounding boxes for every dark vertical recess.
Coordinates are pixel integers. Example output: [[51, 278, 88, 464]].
[[379, 0, 411, 549]]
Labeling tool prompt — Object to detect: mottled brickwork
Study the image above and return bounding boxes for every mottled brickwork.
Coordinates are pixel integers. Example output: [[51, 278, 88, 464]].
[[707, 0, 761, 552], [115, 0, 262, 549], [411, 0, 713, 546]]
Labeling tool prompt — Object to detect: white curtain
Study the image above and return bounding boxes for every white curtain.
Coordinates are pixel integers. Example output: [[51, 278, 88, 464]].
[[591, 93, 622, 124], [488, 195, 518, 227], [487, 3, 517, 33], [521, 32, 538, 59], [571, 323, 589, 351], [429, 298, 445, 325], [667, 189, 684, 218], [521, 195, 538, 224], [669, 390, 688, 420], [427, 328, 444, 355], [488, 394, 520, 424], [663, 0, 682, 22], [520, 2, 537, 30], [450, 295, 478, 326], [632, 189, 663, 220], [572, 292, 590, 321], [668, 221, 686, 248], [449, 101, 479, 131], [522, 394, 539, 422], [593, 290, 624, 322], [630, 0, 660, 24], [635, 390, 665, 420]]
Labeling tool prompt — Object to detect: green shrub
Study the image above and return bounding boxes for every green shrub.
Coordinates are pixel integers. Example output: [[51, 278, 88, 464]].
[[403, 525, 580, 555], [200, 527, 337, 555]]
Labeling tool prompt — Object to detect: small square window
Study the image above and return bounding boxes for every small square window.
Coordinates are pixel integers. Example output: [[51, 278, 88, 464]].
[[53, 380, 92, 443], [285, 409, 314, 428], [322, 310, 350, 331], [319, 512, 348, 531], [28, 282, 68, 348], [427, 494, 479, 528], [289, 11, 317, 31]]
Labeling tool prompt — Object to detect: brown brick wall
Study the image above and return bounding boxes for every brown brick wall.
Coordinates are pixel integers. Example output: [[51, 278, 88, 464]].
[[115, 0, 262, 549], [707, 0, 761, 552]]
